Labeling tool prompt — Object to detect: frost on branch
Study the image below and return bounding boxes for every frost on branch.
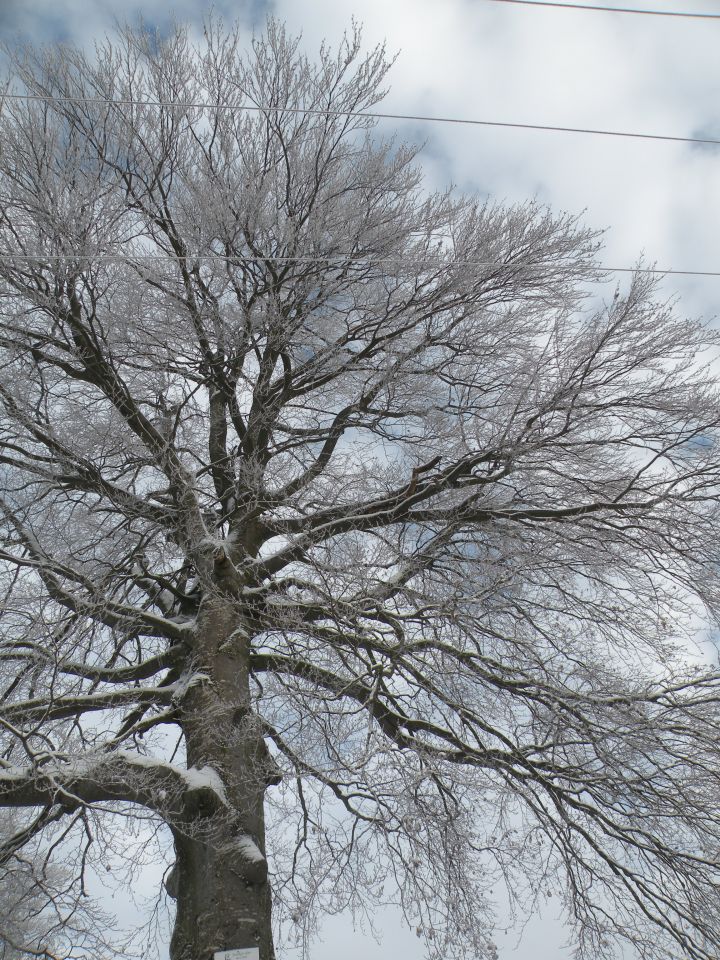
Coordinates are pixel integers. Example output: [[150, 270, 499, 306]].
[[1, 15, 720, 960]]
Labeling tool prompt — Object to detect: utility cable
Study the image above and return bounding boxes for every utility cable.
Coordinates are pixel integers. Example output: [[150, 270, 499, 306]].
[[0, 252, 717, 279], [1, 92, 718, 147], [484, 0, 720, 19]]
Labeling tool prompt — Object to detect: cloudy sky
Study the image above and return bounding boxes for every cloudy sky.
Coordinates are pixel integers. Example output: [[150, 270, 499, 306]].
[[1, 1, 718, 958]]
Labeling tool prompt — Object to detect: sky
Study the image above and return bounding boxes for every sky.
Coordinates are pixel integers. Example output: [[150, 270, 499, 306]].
[[1, 1, 718, 958]]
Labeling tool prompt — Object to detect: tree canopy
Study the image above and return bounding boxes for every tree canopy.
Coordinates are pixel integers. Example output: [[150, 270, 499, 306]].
[[1, 18, 720, 960]]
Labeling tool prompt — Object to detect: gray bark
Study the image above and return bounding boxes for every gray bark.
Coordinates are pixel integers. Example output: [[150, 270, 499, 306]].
[[170, 598, 277, 960]]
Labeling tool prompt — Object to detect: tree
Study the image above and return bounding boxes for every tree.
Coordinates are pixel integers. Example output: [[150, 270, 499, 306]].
[[0, 847, 57, 960], [1, 17, 720, 960], [0, 809, 61, 960], [0, 808, 114, 960]]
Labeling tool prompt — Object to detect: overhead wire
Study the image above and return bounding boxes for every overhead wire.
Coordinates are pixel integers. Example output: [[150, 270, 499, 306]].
[[1, 91, 718, 147], [0, 51, 716, 280], [484, 0, 720, 19], [0, 252, 716, 279]]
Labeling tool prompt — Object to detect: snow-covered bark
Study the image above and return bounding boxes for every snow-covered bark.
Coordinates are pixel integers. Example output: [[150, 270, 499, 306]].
[[1, 17, 720, 960]]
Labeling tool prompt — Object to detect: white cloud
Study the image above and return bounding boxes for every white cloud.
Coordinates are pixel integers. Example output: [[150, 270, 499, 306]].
[[272, 0, 720, 317]]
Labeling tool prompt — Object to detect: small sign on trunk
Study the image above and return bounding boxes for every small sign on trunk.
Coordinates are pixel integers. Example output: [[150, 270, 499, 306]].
[[214, 950, 260, 960]]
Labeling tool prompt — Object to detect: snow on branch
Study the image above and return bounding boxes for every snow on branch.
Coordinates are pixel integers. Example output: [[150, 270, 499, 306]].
[[0, 751, 229, 818]]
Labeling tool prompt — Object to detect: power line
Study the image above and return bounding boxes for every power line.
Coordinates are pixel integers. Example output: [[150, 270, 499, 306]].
[[2, 91, 718, 147], [484, 0, 720, 18], [0, 251, 717, 278]]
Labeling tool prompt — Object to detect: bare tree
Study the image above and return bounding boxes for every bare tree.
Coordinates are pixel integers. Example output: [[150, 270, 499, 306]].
[[0, 852, 55, 960], [1, 17, 720, 960], [0, 813, 57, 960], [0, 808, 119, 960]]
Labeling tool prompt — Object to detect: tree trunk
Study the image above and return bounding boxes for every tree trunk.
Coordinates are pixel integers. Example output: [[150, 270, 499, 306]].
[[170, 597, 278, 960]]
